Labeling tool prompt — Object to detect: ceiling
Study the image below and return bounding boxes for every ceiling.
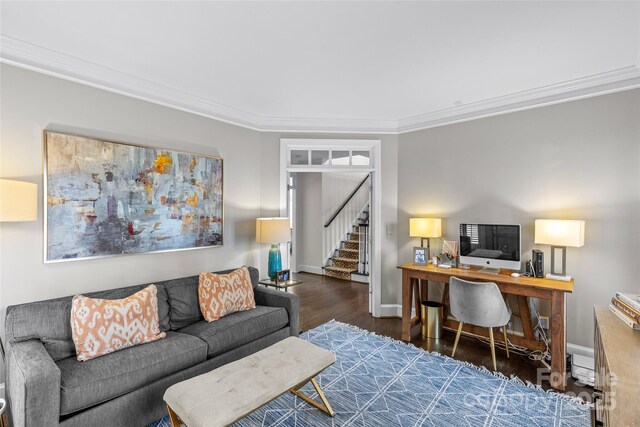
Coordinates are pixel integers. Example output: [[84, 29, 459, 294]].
[[1, 1, 639, 133]]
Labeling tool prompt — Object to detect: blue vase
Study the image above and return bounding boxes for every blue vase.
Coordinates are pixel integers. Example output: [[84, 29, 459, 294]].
[[268, 243, 282, 279]]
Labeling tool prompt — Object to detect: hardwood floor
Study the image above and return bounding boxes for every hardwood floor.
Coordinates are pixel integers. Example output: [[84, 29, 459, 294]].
[[288, 272, 592, 401]]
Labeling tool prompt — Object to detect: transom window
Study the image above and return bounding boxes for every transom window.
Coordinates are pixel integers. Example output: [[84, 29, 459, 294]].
[[288, 149, 371, 167]]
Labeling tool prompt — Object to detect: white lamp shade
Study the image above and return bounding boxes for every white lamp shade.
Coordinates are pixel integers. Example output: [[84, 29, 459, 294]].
[[256, 218, 291, 243], [409, 218, 442, 238], [0, 179, 37, 222], [535, 219, 585, 247]]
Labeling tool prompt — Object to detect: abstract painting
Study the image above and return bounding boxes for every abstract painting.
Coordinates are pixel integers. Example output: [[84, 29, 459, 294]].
[[44, 132, 223, 262]]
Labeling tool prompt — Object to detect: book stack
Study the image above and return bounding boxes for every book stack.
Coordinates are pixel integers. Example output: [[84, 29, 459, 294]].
[[609, 292, 640, 331]]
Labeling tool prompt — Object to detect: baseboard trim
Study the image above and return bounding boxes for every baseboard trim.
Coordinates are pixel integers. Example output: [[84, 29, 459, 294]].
[[350, 273, 369, 283], [567, 342, 594, 358], [379, 304, 400, 317], [379, 304, 416, 318], [297, 265, 324, 276]]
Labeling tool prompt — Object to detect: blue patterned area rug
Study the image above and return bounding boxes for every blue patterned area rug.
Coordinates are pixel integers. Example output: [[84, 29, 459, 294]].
[[150, 320, 590, 427]]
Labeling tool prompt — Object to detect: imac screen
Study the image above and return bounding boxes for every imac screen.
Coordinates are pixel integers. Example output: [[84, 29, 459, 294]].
[[459, 224, 520, 261]]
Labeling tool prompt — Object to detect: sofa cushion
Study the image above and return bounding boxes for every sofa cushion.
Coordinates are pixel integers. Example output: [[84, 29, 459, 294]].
[[71, 285, 167, 361], [5, 284, 170, 362], [165, 266, 260, 330], [57, 331, 207, 415], [199, 267, 256, 322], [178, 305, 288, 358]]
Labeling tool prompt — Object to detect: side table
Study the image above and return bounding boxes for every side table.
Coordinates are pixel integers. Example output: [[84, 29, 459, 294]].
[[258, 278, 303, 293]]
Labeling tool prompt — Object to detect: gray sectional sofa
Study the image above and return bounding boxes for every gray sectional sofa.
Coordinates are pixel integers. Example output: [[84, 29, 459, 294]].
[[4, 266, 299, 427]]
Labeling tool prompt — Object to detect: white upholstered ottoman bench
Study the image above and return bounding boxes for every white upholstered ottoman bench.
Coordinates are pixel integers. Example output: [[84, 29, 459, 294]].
[[163, 337, 336, 427]]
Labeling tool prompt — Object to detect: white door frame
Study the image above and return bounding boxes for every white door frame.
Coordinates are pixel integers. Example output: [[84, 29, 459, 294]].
[[279, 138, 382, 317], [288, 173, 297, 273]]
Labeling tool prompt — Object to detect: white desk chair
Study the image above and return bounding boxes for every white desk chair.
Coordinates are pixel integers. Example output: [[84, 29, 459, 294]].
[[449, 276, 511, 371]]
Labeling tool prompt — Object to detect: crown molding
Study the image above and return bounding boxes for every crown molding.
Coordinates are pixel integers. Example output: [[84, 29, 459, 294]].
[[259, 116, 398, 134], [1, 35, 639, 135], [0, 35, 264, 131], [397, 65, 640, 134]]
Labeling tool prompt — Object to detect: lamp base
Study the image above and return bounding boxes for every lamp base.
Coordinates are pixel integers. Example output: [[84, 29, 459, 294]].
[[268, 243, 282, 279], [546, 273, 572, 282]]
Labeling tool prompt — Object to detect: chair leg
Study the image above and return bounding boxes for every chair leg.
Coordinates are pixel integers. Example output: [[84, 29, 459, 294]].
[[451, 321, 463, 357], [488, 327, 497, 371], [503, 326, 510, 359]]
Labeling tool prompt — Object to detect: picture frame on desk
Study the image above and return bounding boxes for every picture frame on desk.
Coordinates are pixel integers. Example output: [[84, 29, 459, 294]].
[[440, 240, 459, 267], [413, 247, 428, 266]]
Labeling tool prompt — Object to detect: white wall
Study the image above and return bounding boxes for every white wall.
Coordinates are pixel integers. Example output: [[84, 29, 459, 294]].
[[398, 89, 640, 348], [0, 64, 269, 380], [295, 172, 323, 270], [321, 172, 368, 223]]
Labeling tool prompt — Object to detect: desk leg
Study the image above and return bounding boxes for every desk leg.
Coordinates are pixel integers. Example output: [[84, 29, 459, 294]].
[[442, 283, 450, 320], [413, 280, 421, 323], [420, 279, 428, 302], [402, 269, 412, 341], [517, 296, 535, 341], [550, 291, 566, 391]]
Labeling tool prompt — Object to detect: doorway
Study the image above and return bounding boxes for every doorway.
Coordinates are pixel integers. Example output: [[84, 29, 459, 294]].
[[279, 139, 382, 316], [289, 170, 370, 271]]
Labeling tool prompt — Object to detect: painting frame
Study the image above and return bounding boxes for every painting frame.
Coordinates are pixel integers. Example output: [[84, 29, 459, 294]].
[[43, 131, 224, 263]]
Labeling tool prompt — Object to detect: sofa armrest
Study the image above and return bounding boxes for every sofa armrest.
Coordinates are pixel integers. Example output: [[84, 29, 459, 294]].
[[253, 287, 300, 337], [6, 339, 61, 427]]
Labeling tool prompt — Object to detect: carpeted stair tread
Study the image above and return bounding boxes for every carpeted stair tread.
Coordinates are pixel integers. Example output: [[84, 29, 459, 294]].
[[344, 240, 359, 249], [339, 248, 359, 254], [332, 257, 360, 263], [324, 266, 358, 273]]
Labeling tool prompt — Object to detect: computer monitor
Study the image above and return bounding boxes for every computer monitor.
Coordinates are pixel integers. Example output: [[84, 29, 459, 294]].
[[459, 224, 521, 271]]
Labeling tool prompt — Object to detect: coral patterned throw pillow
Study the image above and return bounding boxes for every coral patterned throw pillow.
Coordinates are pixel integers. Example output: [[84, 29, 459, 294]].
[[71, 285, 166, 361], [199, 267, 256, 322]]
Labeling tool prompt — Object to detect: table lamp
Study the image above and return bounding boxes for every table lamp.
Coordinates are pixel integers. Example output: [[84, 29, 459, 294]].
[[409, 218, 441, 259], [0, 179, 37, 360], [256, 217, 291, 279], [534, 219, 585, 281], [0, 179, 37, 222]]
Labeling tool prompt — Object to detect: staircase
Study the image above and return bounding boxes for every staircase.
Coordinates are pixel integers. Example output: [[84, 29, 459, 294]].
[[324, 208, 369, 281]]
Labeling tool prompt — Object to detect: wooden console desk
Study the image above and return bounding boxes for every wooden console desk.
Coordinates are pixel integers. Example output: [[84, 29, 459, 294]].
[[397, 262, 574, 391], [594, 306, 640, 426]]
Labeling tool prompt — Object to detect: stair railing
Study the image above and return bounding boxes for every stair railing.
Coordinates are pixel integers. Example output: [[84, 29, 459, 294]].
[[323, 175, 371, 269], [358, 213, 369, 275], [324, 174, 370, 228]]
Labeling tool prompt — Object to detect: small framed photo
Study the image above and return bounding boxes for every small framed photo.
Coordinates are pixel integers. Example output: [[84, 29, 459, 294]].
[[440, 240, 459, 266], [275, 269, 291, 285], [413, 247, 428, 266]]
